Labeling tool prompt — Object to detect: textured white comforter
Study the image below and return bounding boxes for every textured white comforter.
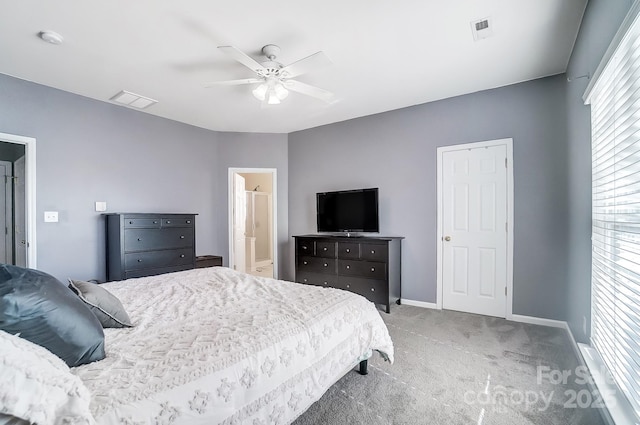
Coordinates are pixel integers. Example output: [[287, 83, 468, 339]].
[[71, 267, 394, 425]]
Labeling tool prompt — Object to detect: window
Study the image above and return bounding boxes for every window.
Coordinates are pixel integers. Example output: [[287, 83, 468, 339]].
[[585, 3, 640, 422]]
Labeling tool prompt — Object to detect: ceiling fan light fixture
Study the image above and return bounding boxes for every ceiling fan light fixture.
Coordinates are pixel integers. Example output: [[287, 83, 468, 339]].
[[274, 84, 289, 100], [252, 80, 288, 104], [267, 92, 281, 105], [252, 83, 268, 101]]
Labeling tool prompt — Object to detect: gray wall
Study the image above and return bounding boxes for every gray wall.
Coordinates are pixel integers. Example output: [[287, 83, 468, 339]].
[[0, 73, 289, 282], [289, 75, 569, 319], [216, 132, 289, 278], [565, 0, 633, 343]]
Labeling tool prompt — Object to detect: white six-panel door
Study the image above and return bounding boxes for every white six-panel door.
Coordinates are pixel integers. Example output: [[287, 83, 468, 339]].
[[440, 143, 509, 317]]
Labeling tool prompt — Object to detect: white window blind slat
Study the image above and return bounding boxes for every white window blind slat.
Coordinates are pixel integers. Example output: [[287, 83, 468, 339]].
[[590, 6, 640, 419]]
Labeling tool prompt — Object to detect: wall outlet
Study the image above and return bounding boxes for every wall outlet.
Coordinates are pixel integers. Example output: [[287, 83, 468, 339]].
[[44, 211, 58, 222], [95, 201, 107, 212], [583, 316, 587, 335]]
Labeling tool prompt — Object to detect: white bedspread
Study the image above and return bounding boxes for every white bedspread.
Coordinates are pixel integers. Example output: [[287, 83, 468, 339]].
[[71, 267, 394, 425]]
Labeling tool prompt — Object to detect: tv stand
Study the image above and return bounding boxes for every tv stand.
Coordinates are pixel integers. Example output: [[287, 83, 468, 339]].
[[293, 235, 403, 313]]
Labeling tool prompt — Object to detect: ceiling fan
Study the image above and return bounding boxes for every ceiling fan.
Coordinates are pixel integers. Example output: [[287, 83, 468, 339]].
[[206, 44, 334, 106]]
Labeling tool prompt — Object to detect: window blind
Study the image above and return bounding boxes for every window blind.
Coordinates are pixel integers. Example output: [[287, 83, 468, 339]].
[[587, 7, 640, 421]]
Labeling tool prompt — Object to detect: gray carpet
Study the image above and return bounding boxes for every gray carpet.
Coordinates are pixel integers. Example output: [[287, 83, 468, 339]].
[[294, 305, 606, 425]]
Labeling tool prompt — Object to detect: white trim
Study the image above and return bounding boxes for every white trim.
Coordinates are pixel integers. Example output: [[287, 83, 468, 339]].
[[509, 314, 567, 329], [561, 321, 584, 368], [400, 299, 439, 309], [579, 344, 638, 425], [228, 168, 278, 279], [551, 323, 618, 425], [583, 0, 640, 104], [0, 132, 36, 269], [436, 138, 514, 319]]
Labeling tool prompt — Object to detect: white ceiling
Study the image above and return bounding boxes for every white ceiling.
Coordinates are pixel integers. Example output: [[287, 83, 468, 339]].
[[0, 0, 587, 134]]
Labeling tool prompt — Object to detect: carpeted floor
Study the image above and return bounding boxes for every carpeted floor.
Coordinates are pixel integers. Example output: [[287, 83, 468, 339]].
[[294, 305, 606, 425]]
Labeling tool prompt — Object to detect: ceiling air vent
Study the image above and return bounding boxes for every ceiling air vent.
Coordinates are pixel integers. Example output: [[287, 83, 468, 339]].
[[110, 90, 158, 109], [471, 17, 493, 41]]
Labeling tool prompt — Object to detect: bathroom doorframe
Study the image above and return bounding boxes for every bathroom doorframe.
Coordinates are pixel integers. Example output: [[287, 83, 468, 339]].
[[0, 132, 37, 268], [228, 167, 278, 279]]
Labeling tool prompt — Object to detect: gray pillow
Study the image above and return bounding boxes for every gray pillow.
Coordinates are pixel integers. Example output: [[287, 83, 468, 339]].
[[68, 279, 133, 328], [0, 264, 105, 367]]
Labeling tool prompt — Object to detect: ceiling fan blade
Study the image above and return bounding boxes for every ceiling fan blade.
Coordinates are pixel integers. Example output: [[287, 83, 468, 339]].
[[285, 80, 335, 103], [280, 51, 332, 78], [218, 46, 265, 74], [205, 78, 263, 87]]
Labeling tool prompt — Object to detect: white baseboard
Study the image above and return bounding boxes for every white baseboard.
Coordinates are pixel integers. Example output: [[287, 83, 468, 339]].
[[561, 321, 584, 366], [509, 314, 567, 328], [400, 299, 439, 309], [512, 316, 623, 425]]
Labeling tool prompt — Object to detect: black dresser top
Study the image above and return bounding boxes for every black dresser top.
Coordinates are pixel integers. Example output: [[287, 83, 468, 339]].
[[293, 234, 404, 240], [102, 213, 198, 216]]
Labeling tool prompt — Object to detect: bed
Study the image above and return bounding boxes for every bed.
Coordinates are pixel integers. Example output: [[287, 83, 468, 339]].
[[1, 266, 394, 425]]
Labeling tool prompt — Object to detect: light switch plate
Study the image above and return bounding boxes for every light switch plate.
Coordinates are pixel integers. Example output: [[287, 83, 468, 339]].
[[95, 201, 107, 212], [44, 211, 58, 222]]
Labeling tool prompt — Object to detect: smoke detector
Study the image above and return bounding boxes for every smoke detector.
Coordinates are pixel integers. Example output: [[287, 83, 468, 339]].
[[471, 17, 493, 41], [38, 30, 64, 45]]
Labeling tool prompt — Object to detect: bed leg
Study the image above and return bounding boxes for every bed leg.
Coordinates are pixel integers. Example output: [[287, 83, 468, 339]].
[[358, 359, 368, 375]]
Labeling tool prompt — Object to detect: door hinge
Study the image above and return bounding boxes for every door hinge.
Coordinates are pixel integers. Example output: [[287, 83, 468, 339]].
[[505, 287, 507, 296], [505, 157, 508, 168], [505, 222, 508, 232]]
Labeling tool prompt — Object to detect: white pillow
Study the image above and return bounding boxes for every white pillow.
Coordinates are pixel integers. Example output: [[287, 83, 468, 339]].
[[0, 330, 96, 425]]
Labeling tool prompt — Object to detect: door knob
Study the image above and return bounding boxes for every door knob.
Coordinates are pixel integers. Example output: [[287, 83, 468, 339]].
[[444, 236, 451, 241]]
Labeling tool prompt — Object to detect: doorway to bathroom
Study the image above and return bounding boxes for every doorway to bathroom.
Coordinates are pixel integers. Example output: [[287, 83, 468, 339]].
[[228, 168, 277, 279]]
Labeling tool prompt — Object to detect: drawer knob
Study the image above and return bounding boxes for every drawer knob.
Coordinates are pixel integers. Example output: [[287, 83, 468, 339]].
[[346, 265, 350, 269], [137, 238, 142, 241], [137, 259, 142, 262], [186, 220, 191, 224], [323, 247, 327, 251], [180, 235, 185, 239], [167, 220, 171, 224], [303, 261, 308, 265], [303, 278, 308, 283], [371, 288, 375, 292], [371, 250, 375, 254], [323, 263, 328, 267], [129, 221, 133, 224], [180, 254, 185, 258], [346, 248, 350, 253], [323, 281, 328, 285], [346, 284, 350, 288], [302, 246, 307, 250], [153, 221, 158, 224], [371, 267, 375, 272]]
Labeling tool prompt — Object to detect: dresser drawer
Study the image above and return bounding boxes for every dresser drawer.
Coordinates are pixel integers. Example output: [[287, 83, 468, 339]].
[[162, 217, 194, 227], [339, 276, 389, 304], [296, 271, 338, 288], [360, 243, 388, 262], [124, 218, 161, 228], [316, 241, 336, 258], [337, 242, 360, 259], [125, 248, 193, 270], [338, 259, 386, 279], [124, 263, 193, 279], [124, 228, 194, 252], [297, 238, 315, 256], [298, 256, 337, 274]]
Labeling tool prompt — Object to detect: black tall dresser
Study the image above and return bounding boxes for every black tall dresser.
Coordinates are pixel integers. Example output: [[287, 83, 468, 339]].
[[105, 213, 197, 281]]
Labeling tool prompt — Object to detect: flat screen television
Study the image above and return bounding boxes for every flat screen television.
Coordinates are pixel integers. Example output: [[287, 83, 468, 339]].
[[316, 188, 379, 233]]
